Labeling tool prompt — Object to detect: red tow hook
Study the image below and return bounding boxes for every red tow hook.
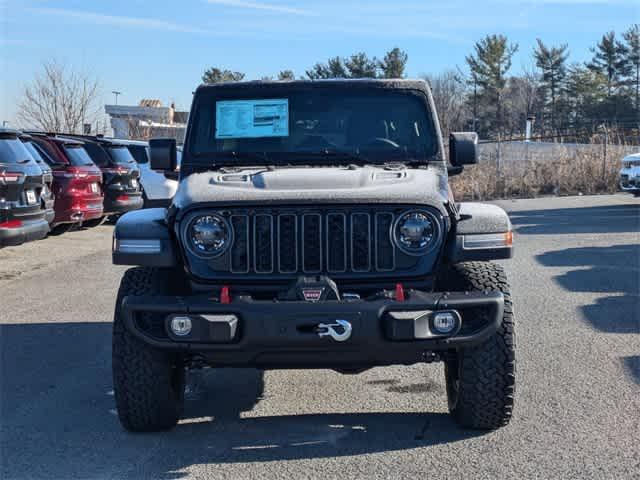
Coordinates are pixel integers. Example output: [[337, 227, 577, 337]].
[[220, 285, 231, 304], [395, 283, 405, 302]]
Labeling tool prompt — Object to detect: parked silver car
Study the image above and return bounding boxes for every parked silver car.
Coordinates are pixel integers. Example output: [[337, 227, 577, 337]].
[[619, 152, 640, 196], [118, 139, 181, 207]]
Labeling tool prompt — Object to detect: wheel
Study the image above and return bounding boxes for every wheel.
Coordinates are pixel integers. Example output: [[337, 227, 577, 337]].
[[437, 261, 516, 430], [82, 217, 106, 228], [50, 223, 77, 235], [112, 267, 186, 432]]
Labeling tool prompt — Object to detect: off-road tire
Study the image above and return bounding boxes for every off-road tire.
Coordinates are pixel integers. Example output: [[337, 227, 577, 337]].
[[112, 267, 185, 432], [437, 261, 515, 430]]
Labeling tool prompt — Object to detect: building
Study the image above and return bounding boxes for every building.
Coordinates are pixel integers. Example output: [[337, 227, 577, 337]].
[[105, 99, 188, 142]]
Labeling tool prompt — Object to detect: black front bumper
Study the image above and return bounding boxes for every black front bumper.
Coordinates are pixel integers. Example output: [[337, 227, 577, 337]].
[[121, 290, 504, 368]]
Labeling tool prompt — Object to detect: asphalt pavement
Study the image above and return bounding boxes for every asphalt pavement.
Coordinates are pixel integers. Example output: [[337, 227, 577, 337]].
[[1, 194, 638, 479]]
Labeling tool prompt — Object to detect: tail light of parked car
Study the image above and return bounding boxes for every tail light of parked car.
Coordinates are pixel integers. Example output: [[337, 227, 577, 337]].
[[0, 171, 23, 183]]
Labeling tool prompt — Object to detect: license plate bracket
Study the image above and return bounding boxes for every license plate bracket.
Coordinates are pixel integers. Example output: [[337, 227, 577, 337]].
[[25, 190, 37, 205]]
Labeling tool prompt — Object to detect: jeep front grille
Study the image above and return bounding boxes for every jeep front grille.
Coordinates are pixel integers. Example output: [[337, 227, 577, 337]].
[[228, 209, 397, 275]]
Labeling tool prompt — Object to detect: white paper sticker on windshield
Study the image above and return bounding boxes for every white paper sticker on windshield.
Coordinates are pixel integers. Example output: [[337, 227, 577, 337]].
[[215, 99, 289, 139]]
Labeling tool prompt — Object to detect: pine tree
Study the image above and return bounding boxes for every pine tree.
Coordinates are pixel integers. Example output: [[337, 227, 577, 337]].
[[587, 31, 627, 96], [277, 70, 295, 81], [534, 39, 569, 132], [378, 48, 408, 78], [306, 56, 348, 79], [621, 24, 640, 117], [201, 68, 245, 84], [344, 52, 378, 78], [465, 34, 518, 137]]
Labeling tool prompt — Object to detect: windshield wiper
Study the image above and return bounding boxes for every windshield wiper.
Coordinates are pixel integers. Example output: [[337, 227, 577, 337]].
[[217, 151, 271, 163]]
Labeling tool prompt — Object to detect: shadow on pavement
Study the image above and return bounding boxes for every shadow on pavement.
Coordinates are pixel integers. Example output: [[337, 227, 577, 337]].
[[622, 356, 640, 385], [536, 244, 640, 335], [1, 322, 481, 479], [535, 243, 639, 387], [509, 204, 639, 235]]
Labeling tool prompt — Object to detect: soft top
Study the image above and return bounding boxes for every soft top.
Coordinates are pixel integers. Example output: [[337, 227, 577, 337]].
[[195, 78, 432, 95]]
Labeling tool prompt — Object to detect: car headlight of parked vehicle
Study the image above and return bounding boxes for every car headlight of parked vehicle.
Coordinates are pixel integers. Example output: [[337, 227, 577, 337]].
[[185, 214, 232, 257], [393, 210, 440, 255]]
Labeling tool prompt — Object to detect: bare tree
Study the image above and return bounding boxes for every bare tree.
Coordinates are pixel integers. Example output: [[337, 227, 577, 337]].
[[17, 60, 101, 133], [424, 70, 469, 137]]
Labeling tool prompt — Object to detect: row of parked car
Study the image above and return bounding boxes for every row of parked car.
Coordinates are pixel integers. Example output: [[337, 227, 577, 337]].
[[0, 128, 179, 248]]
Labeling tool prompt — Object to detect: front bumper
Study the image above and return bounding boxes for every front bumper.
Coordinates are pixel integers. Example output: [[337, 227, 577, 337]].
[[619, 171, 640, 191], [121, 290, 504, 368], [0, 218, 49, 247]]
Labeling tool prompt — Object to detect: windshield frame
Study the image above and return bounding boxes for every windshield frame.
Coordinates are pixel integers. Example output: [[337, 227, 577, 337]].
[[184, 84, 440, 168]]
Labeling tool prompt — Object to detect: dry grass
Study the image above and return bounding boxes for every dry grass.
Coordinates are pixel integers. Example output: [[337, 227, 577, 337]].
[[450, 143, 635, 201]]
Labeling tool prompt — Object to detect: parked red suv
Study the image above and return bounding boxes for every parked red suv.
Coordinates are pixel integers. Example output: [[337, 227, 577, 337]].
[[29, 134, 104, 229], [62, 135, 143, 218]]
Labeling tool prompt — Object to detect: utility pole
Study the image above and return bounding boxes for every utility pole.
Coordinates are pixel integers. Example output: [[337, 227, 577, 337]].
[[601, 123, 608, 184], [112, 90, 122, 105]]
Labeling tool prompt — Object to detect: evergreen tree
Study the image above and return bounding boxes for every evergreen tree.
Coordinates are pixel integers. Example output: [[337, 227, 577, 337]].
[[277, 70, 295, 81], [621, 24, 640, 117], [201, 68, 245, 84], [344, 52, 378, 78], [587, 31, 627, 96], [534, 39, 569, 132], [564, 64, 607, 129], [465, 34, 519, 137], [378, 48, 408, 78], [306, 56, 348, 79]]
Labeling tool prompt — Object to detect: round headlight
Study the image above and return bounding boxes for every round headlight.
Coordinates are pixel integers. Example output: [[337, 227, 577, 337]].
[[187, 214, 231, 257], [394, 210, 439, 255]]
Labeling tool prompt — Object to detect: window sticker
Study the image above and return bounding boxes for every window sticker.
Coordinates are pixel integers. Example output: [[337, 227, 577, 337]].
[[215, 99, 289, 139]]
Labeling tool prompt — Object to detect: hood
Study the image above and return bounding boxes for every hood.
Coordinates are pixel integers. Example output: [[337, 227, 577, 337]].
[[172, 165, 450, 212]]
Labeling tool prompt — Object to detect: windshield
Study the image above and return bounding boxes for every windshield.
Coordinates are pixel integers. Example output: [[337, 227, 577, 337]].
[[107, 146, 137, 165], [128, 145, 148, 164], [63, 145, 96, 167], [23, 141, 45, 163], [190, 89, 437, 164], [0, 136, 34, 164]]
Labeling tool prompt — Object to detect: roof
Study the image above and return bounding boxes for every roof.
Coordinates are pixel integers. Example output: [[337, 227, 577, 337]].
[[195, 78, 431, 94], [139, 99, 162, 108], [21, 131, 86, 146], [0, 127, 20, 137], [60, 134, 130, 147]]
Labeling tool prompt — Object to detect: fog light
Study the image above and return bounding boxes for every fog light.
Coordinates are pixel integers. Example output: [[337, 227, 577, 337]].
[[170, 316, 192, 336], [432, 311, 460, 334]]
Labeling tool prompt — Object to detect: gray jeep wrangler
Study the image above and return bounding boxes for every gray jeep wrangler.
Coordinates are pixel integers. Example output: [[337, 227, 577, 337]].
[[112, 79, 515, 432]]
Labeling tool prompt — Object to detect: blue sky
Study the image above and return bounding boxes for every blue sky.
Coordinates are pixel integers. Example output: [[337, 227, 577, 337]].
[[1, 0, 638, 125]]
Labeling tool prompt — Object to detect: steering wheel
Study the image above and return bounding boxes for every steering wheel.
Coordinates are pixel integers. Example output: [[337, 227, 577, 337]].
[[361, 137, 401, 150]]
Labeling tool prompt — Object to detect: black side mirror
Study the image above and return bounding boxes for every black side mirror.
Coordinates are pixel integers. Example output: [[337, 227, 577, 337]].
[[449, 132, 478, 171], [149, 138, 177, 172]]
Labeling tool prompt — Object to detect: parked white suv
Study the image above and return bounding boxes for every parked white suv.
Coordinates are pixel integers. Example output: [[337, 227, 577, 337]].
[[619, 152, 640, 196], [119, 139, 180, 207]]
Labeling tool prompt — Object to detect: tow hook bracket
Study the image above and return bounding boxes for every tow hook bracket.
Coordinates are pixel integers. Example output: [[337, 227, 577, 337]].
[[316, 319, 352, 342]]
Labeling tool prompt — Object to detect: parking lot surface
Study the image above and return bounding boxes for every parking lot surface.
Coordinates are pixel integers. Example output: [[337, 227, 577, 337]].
[[1, 194, 639, 479]]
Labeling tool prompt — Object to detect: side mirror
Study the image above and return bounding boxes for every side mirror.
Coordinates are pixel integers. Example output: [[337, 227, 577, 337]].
[[149, 138, 177, 172], [449, 132, 478, 171]]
